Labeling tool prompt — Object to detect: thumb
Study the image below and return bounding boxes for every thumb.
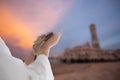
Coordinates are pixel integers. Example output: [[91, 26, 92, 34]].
[[56, 29, 63, 38]]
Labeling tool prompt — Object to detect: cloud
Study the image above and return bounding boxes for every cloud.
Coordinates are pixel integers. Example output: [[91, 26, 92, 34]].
[[8, 0, 74, 36], [0, 5, 34, 49], [0, 0, 74, 58]]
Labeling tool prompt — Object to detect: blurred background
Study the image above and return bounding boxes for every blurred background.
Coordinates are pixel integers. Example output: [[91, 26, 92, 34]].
[[0, 0, 120, 80]]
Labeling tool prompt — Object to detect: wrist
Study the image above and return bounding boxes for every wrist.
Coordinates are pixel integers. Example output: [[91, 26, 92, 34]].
[[35, 47, 49, 57], [40, 48, 49, 57]]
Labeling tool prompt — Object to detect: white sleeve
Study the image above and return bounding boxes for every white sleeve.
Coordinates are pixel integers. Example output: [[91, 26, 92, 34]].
[[0, 37, 29, 80], [0, 37, 54, 80], [0, 37, 12, 56], [27, 54, 54, 80]]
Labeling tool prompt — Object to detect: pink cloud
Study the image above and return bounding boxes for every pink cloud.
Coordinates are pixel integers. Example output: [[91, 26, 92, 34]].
[[9, 0, 74, 36], [0, 0, 74, 59]]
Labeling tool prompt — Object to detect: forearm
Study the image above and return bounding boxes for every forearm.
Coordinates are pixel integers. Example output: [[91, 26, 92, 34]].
[[24, 53, 36, 65], [25, 48, 49, 65]]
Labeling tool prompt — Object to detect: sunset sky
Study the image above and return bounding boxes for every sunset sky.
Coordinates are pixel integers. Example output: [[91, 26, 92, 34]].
[[0, 0, 120, 60]]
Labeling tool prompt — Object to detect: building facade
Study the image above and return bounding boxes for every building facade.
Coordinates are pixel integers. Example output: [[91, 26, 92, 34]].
[[62, 24, 120, 62]]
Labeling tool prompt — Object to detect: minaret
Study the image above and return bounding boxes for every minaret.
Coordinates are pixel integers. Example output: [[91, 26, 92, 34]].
[[90, 24, 100, 49]]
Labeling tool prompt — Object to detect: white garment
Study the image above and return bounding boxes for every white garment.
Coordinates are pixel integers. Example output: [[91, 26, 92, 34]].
[[0, 37, 54, 80]]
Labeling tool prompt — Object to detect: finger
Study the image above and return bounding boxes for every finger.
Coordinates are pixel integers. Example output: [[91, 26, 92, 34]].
[[57, 29, 63, 36], [37, 34, 46, 41], [34, 34, 46, 43], [55, 30, 63, 39], [51, 30, 62, 43], [44, 32, 54, 41], [33, 34, 46, 48], [46, 32, 53, 35]]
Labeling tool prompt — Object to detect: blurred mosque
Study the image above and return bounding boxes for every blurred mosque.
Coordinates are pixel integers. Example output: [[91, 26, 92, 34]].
[[51, 24, 120, 63]]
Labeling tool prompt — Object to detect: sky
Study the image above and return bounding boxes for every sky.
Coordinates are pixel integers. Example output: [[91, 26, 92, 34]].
[[0, 0, 120, 60]]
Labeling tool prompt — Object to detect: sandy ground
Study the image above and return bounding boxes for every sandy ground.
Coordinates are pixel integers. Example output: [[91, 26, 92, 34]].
[[51, 62, 120, 80]]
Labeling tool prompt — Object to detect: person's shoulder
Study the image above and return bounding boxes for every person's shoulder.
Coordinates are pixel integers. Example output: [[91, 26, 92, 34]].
[[0, 37, 12, 56], [0, 37, 5, 44], [0, 37, 6, 48]]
